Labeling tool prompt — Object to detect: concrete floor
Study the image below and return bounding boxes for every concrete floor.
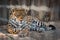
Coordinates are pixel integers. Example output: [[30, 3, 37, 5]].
[[0, 30, 59, 40]]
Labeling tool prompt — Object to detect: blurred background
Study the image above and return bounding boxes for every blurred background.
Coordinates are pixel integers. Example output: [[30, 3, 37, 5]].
[[0, 0, 60, 25]]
